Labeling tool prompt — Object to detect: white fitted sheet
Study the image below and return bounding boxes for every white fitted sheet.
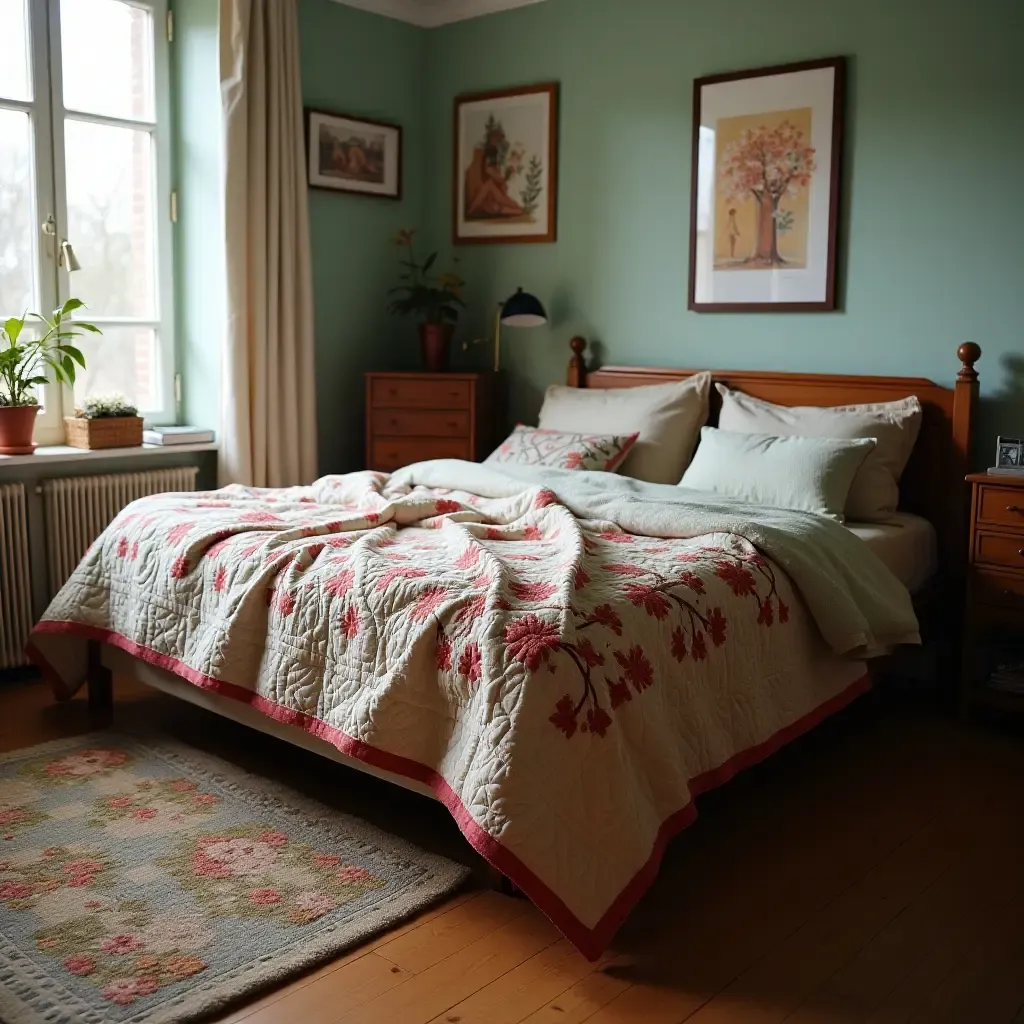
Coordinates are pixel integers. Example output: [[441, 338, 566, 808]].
[[846, 512, 937, 594]]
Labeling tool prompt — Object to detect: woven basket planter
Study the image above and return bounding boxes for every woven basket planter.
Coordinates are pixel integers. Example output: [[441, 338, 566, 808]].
[[64, 415, 144, 450]]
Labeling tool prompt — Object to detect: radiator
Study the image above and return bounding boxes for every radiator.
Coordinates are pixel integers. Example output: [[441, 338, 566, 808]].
[[42, 468, 199, 600], [0, 483, 33, 668]]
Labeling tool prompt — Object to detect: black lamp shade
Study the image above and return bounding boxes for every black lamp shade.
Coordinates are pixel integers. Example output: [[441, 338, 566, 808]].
[[500, 288, 547, 328]]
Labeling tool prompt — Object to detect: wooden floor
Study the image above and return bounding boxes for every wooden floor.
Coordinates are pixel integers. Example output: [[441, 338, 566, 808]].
[[3, 677, 1024, 1024]]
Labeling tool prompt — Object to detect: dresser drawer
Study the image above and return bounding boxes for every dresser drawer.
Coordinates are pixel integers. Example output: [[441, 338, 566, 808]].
[[974, 531, 1024, 570], [971, 567, 1024, 608], [977, 485, 1024, 530], [370, 378, 471, 410], [371, 438, 471, 472], [371, 409, 470, 438]]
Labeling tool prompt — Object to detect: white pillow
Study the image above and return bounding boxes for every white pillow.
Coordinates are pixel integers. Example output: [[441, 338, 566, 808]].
[[679, 428, 876, 521], [716, 385, 922, 522], [538, 373, 711, 484]]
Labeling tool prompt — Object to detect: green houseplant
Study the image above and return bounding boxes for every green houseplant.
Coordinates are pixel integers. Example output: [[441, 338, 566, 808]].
[[387, 229, 466, 371], [0, 299, 100, 454]]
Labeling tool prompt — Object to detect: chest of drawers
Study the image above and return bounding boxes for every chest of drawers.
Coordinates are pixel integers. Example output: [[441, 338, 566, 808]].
[[365, 372, 501, 473], [961, 472, 1024, 714]]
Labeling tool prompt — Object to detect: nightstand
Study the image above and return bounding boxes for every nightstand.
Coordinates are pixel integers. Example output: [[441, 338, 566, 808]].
[[961, 471, 1024, 714], [365, 371, 502, 472]]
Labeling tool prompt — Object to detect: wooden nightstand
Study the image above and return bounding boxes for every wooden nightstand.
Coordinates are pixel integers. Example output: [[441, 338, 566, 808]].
[[365, 371, 502, 473], [962, 471, 1024, 714]]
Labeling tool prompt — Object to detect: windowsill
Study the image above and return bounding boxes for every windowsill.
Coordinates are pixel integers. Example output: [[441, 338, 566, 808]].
[[0, 442, 219, 470]]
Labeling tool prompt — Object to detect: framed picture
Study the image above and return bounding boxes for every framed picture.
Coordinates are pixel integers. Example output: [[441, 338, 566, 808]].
[[996, 437, 1024, 469], [453, 83, 558, 245], [688, 57, 845, 312], [305, 109, 402, 199]]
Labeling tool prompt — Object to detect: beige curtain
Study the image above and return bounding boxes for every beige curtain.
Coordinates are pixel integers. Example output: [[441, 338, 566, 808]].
[[219, 0, 318, 487]]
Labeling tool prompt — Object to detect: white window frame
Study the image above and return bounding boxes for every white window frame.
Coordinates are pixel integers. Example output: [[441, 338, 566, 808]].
[[30, 0, 176, 444], [0, 1, 60, 439]]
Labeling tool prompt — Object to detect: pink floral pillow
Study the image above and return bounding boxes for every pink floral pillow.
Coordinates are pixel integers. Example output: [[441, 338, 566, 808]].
[[486, 425, 639, 472]]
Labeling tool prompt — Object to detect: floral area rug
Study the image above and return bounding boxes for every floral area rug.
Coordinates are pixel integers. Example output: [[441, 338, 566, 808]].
[[0, 733, 470, 1024]]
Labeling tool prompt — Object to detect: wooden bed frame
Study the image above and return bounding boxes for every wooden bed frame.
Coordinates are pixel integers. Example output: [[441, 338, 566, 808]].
[[566, 338, 982, 612], [87, 340, 981, 726]]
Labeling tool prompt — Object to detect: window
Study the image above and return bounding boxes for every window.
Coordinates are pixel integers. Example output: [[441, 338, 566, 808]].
[[0, 0, 175, 444]]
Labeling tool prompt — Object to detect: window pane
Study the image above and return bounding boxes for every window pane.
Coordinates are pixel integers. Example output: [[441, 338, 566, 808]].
[[73, 325, 158, 411], [61, 0, 153, 121], [64, 119, 155, 318], [0, 108, 36, 317], [0, 0, 31, 102]]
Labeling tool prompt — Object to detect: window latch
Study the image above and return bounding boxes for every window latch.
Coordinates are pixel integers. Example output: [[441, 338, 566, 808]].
[[59, 240, 81, 272]]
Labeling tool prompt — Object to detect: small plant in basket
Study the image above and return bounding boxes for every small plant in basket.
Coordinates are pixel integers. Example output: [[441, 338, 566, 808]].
[[66, 392, 144, 451]]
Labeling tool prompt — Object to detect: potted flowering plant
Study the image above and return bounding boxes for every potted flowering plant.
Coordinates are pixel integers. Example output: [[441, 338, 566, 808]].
[[387, 229, 466, 371], [0, 299, 100, 454]]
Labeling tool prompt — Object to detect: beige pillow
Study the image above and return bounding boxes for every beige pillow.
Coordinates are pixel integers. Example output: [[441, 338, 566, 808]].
[[680, 428, 876, 521], [538, 373, 711, 484], [716, 386, 923, 522]]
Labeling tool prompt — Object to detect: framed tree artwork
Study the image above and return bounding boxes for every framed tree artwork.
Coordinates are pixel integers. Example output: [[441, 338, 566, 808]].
[[453, 83, 558, 245], [688, 57, 845, 312]]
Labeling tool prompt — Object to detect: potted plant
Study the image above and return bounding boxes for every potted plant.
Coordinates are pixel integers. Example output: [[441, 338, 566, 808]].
[[0, 299, 100, 455], [65, 393, 142, 450], [387, 229, 466, 371]]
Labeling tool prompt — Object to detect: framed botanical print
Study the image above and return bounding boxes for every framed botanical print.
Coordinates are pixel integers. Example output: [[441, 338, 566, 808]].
[[306, 109, 402, 199], [688, 57, 845, 312], [453, 83, 558, 244]]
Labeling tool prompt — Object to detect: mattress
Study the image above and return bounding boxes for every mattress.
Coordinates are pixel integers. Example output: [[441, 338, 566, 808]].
[[847, 512, 937, 593]]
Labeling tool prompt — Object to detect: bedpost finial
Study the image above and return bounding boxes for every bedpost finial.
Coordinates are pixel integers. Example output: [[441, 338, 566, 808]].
[[957, 342, 981, 380], [567, 336, 587, 388]]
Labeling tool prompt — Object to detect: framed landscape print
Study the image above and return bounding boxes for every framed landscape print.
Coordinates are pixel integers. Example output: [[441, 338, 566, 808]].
[[453, 83, 558, 244], [306, 109, 402, 199], [688, 57, 845, 312]]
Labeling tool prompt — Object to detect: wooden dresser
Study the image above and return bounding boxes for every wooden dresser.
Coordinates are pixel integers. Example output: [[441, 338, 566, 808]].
[[365, 371, 501, 473], [962, 471, 1024, 714]]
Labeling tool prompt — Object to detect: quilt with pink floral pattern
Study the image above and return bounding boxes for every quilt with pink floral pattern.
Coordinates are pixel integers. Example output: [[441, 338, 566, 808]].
[[28, 460, 919, 958]]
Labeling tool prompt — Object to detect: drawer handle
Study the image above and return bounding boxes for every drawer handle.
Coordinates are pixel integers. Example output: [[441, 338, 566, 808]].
[[1018, 549, 1024, 557], [1008, 505, 1023, 513]]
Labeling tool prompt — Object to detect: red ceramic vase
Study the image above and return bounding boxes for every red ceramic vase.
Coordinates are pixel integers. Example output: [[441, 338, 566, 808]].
[[419, 323, 454, 373]]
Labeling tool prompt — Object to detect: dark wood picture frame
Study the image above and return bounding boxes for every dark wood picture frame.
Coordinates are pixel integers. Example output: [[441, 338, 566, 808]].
[[687, 57, 845, 312], [305, 107, 403, 201], [452, 82, 559, 245]]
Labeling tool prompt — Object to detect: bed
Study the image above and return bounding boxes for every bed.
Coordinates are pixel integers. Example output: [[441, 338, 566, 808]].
[[27, 341, 981, 959]]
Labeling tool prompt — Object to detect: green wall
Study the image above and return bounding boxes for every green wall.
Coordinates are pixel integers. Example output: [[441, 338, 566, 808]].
[[299, 0, 426, 473], [423, 0, 1024, 454], [172, 0, 223, 433]]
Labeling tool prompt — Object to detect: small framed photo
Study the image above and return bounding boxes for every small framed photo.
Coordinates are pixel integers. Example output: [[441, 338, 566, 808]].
[[688, 57, 845, 312], [305, 109, 402, 199], [453, 83, 558, 245], [996, 436, 1024, 469]]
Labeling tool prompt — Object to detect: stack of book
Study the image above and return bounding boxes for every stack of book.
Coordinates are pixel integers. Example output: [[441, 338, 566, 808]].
[[143, 426, 216, 446]]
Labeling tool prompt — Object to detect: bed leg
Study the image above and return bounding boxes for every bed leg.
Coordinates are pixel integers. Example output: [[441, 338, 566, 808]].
[[481, 863, 524, 898], [86, 641, 113, 728]]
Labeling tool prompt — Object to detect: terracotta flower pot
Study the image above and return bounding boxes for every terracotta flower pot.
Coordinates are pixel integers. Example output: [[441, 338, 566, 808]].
[[419, 323, 454, 373], [0, 404, 39, 455]]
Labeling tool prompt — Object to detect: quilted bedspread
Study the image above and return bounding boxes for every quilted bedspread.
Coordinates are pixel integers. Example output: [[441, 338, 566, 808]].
[[29, 460, 919, 957]]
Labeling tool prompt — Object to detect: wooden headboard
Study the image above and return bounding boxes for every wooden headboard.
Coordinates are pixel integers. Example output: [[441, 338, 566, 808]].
[[565, 337, 982, 583]]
